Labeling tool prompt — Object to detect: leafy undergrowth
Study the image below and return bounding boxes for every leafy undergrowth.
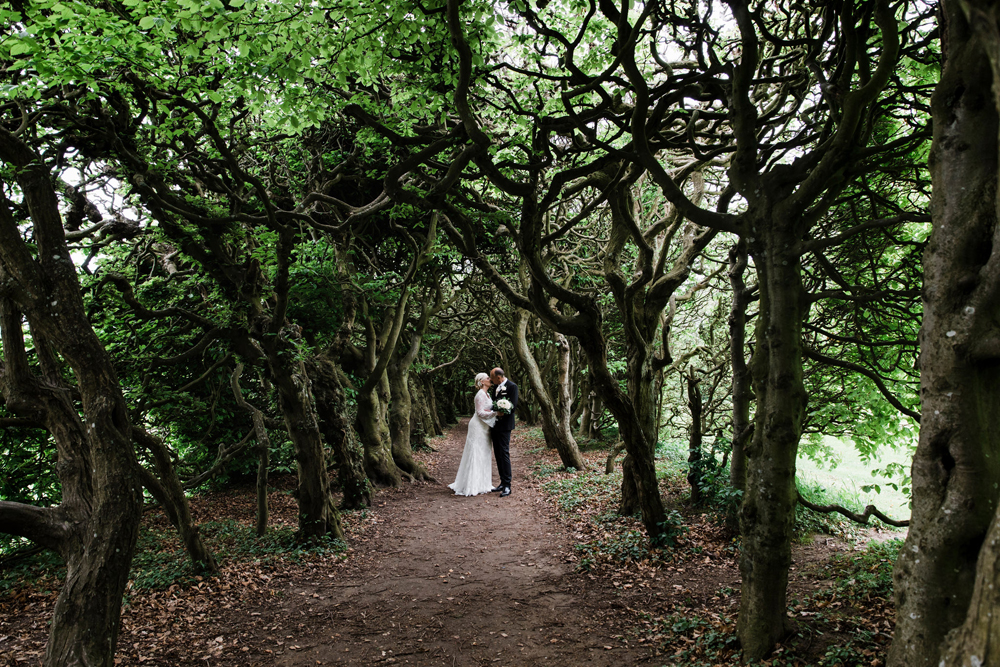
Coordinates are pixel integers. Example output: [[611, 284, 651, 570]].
[[528, 433, 901, 667], [0, 479, 383, 665]]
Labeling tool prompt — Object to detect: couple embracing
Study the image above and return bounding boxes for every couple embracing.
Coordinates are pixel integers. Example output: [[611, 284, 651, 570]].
[[448, 368, 519, 498]]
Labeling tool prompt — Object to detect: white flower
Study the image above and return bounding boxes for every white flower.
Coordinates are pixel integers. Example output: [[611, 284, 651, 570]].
[[497, 398, 513, 411]]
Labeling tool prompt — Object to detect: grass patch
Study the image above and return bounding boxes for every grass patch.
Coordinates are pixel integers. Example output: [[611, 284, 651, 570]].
[[542, 468, 622, 512], [798, 436, 912, 520]]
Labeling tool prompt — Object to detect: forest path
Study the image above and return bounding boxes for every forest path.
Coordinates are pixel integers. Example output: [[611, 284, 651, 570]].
[[274, 418, 655, 667]]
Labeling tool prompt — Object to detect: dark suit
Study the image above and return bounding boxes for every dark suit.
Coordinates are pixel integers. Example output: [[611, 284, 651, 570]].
[[490, 379, 518, 488]]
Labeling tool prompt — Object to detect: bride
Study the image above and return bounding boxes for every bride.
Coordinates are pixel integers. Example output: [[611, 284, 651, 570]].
[[449, 372, 497, 496]]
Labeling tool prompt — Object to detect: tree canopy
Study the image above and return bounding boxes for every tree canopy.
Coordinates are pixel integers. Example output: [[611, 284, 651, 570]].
[[4, 1, 1000, 666]]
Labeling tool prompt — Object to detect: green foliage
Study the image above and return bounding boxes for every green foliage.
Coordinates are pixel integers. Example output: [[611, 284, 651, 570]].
[[528, 460, 566, 478], [632, 539, 901, 666], [0, 424, 60, 509], [0, 519, 350, 597], [817, 633, 879, 666], [542, 468, 689, 569], [816, 539, 902, 602], [129, 520, 348, 591], [794, 481, 862, 539], [542, 468, 621, 512], [0, 547, 64, 594], [651, 510, 688, 549]]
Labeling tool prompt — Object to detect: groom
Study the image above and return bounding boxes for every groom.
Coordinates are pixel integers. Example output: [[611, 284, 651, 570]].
[[489, 367, 518, 497]]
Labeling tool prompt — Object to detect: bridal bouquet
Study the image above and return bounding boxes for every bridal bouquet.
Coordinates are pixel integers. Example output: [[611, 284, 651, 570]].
[[493, 398, 513, 415]]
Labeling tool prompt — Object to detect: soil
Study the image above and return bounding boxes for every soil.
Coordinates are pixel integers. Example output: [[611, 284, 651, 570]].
[[267, 419, 659, 666], [0, 418, 898, 666]]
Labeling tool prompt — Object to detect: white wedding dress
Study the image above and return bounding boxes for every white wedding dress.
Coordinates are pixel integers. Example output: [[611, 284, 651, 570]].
[[449, 389, 497, 496]]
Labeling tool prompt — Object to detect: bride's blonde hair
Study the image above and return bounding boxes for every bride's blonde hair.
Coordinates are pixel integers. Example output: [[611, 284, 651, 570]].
[[474, 372, 490, 388]]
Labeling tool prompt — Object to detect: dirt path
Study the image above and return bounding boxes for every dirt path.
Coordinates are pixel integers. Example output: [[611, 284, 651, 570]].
[[272, 419, 655, 666]]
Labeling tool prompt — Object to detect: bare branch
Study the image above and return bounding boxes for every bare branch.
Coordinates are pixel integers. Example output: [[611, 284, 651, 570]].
[[797, 489, 909, 528], [0, 501, 68, 550]]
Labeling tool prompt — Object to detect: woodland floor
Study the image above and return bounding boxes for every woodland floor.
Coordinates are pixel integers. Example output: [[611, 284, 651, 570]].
[[0, 419, 901, 666]]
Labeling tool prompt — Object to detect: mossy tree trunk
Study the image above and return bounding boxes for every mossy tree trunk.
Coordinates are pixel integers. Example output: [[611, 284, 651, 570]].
[[387, 354, 432, 481], [355, 291, 408, 487], [512, 309, 585, 469], [267, 346, 343, 540], [228, 363, 272, 536], [417, 374, 444, 436], [308, 356, 372, 509], [387, 283, 452, 481]]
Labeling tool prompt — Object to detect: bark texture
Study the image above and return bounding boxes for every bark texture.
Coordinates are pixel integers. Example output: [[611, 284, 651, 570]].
[[728, 239, 752, 494], [0, 131, 144, 667], [268, 351, 343, 540], [307, 356, 372, 509], [890, 3, 1000, 665], [357, 381, 402, 486], [387, 355, 433, 481], [228, 363, 272, 536], [686, 373, 704, 505], [134, 429, 217, 570], [939, 504, 1000, 667], [512, 309, 585, 470], [737, 225, 807, 661]]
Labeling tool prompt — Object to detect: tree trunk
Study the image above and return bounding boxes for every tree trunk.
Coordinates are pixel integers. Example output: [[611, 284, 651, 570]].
[[308, 356, 372, 509], [439, 381, 458, 425], [890, 4, 1000, 664], [0, 137, 144, 667], [387, 356, 432, 481], [619, 455, 641, 516], [728, 238, 752, 494], [133, 429, 217, 571], [576, 400, 591, 439], [268, 351, 343, 540], [939, 503, 1000, 667], [588, 392, 604, 439], [512, 310, 585, 469], [737, 227, 807, 661], [407, 377, 429, 449], [686, 375, 704, 505], [357, 381, 402, 487], [570, 373, 589, 433], [615, 300, 667, 520], [421, 375, 445, 435], [579, 390, 603, 441], [578, 334, 667, 541], [228, 363, 271, 536], [255, 431, 270, 537]]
